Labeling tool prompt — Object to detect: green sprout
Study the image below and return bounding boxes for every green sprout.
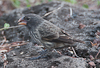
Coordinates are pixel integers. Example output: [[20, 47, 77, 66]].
[[4, 23, 10, 29], [83, 4, 89, 8], [11, 0, 20, 8], [64, 0, 77, 4], [26, 0, 31, 7], [97, 0, 100, 6]]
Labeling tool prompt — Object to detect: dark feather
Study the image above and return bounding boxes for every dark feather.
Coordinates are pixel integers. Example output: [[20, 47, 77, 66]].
[[41, 34, 57, 41], [42, 30, 85, 44], [50, 36, 84, 44], [51, 36, 74, 44]]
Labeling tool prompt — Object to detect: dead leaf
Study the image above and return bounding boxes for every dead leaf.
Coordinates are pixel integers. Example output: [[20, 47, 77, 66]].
[[88, 61, 96, 67], [90, 41, 97, 46], [78, 23, 86, 29]]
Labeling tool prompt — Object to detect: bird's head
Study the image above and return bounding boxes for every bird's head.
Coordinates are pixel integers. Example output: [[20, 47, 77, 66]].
[[18, 14, 43, 30]]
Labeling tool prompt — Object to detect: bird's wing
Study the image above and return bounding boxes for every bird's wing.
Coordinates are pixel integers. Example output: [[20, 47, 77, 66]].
[[38, 21, 61, 41], [40, 29, 75, 44], [50, 30, 75, 44], [38, 21, 84, 44], [40, 28, 84, 44], [55, 30, 84, 43]]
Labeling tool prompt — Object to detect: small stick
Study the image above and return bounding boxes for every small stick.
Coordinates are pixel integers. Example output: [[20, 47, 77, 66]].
[[3, 54, 8, 68], [0, 25, 24, 31], [72, 47, 79, 57], [42, 7, 61, 17], [1, 36, 7, 46], [42, 3, 64, 18], [70, 8, 72, 16], [95, 49, 100, 59]]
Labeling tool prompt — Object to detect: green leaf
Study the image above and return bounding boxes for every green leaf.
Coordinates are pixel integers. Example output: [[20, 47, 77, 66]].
[[4, 23, 10, 29], [64, 0, 76, 4], [48, 0, 52, 2], [25, 0, 31, 7], [27, 4, 31, 7], [11, 0, 20, 8], [97, 0, 100, 6], [41, 0, 44, 2], [26, 0, 30, 3], [83, 4, 89, 8]]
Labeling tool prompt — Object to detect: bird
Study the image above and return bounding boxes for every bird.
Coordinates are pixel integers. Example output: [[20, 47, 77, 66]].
[[18, 14, 84, 59]]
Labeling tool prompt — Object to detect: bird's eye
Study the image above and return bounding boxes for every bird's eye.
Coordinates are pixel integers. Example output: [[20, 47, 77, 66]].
[[26, 17, 30, 21]]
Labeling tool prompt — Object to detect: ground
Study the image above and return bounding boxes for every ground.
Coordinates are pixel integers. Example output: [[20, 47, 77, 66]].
[[0, 1, 100, 68]]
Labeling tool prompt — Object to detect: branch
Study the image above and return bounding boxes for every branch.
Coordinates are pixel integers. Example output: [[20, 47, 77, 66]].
[[0, 25, 24, 31]]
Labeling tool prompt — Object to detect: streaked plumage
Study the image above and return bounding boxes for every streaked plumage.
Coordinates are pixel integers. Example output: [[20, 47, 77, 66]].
[[18, 14, 84, 50]]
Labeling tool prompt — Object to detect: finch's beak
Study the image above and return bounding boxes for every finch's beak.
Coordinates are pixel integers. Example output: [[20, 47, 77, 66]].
[[18, 17, 27, 25]]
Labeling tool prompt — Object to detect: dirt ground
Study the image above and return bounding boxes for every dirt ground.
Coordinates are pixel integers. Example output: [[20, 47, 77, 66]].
[[0, 1, 100, 68]]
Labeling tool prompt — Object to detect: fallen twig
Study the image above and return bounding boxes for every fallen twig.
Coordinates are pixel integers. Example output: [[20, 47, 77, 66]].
[[0, 36, 7, 46], [95, 49, 100, 59], [72, 47, 79, 57], [0, 41, 28, 54], [0, 25, 24, 31], [2, 54, 8, 68], [70, 8, 72, 17], [42, 3, 64, 18], [0, 41, 28, 68]]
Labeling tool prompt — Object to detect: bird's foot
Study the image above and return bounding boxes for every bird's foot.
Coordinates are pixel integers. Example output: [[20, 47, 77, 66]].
[[28, 55, 47, 60], [29, 49, 49, 60], [38, 49, 48, 55], [52, 49, 62, 55], [29, 49, 61, 60]]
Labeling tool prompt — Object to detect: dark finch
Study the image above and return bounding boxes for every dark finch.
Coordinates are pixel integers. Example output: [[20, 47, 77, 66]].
[[18, 14, 84, 59], [18, 14, 84, 49]]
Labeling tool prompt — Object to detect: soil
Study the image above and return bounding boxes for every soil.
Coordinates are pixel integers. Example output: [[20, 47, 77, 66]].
[[0, 1, 100, 68]]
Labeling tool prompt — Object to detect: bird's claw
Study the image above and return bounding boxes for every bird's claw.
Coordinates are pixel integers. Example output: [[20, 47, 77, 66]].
[[28, 55, 47, 60], [38, 49, 48, 55]]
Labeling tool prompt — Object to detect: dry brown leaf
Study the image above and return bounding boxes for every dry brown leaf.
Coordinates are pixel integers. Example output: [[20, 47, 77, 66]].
[[78, 23, 86, 29], [88, 61, 96, 67], [90, 41, 97, 46]]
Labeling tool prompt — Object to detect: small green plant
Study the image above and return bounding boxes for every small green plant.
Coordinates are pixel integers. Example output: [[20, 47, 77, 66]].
[[41, 0, 52, 2], [25, 0, 31, 7], [48, 0, 52, 2], [64, 0, 77, 4], [4, 23, 10, 29], [11, 0, 20, 8], [11, 0, 32, 8], [83, 4, 89, 8], [97, 0, 100, 6]]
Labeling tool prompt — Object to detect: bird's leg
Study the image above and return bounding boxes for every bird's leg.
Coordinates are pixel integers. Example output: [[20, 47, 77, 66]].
[[28, 55, 47, 60], [38, 49, 48, 55], [29, 49, 49, 60], [52, 49, 62, 55]]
